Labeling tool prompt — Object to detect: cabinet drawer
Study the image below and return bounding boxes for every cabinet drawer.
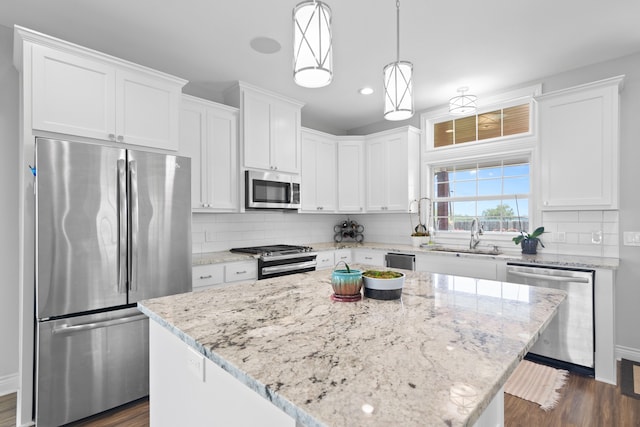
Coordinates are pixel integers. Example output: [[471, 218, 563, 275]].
[[225, 261, 257, 282], [334, 249, 352, 265], [353, 250, 385, 267], [315, 252, 335, 270], [193, 264, 224, 290]]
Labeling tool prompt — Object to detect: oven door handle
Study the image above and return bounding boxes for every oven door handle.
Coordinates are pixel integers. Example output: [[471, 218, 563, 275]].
[[507, 270, 590, 283], [262, 260, 317, 275]]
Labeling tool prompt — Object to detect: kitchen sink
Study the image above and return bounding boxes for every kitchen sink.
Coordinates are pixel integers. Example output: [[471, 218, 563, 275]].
[[424, 247, 502, 256]]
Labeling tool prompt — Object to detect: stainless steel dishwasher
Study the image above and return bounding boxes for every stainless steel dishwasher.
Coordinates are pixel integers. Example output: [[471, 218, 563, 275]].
[[506, 263, 594, 375], [386, 253, 415, 270]]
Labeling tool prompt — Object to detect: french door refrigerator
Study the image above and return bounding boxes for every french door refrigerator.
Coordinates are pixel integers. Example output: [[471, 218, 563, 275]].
[[34, 137, 192, 427]]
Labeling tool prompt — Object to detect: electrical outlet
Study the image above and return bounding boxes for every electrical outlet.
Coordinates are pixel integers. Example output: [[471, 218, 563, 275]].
[[591, 230, 603, 245], [623, 231, 640, 246], [186, 346, 205, 382]]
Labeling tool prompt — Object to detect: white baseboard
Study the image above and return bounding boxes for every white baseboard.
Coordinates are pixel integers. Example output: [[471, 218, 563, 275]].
[[616, 345, 640, 363], [0, 372, 18, 396]]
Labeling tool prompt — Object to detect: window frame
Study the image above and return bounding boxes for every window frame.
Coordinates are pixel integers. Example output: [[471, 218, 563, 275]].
[[420, 85, 541, 245]]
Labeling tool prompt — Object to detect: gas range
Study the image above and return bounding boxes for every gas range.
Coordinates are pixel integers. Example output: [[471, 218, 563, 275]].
[[230, 245, 317, 279]]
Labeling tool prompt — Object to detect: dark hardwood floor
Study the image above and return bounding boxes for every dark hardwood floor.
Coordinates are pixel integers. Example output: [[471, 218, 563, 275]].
[[2, 364, 640, 426]]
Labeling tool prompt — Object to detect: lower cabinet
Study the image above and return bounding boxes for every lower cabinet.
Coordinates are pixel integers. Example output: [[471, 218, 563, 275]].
[[315, 251, 335, 270], [192, 260, 257, 291], [353, 249, 385, 267], [415, 254, 498, 280], [149, 321, 295, 427], [192, 264, 224, 291]]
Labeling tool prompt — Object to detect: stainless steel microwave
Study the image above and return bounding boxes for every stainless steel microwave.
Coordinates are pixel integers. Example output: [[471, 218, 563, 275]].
[[245, 170, 301, 210]]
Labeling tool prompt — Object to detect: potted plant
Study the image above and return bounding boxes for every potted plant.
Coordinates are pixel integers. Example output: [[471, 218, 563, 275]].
[[512, 226, 545, 254], [362, 270, 405, 300]]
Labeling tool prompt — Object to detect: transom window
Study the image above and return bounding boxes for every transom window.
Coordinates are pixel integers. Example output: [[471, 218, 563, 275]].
[[432, 159, 530, 233]]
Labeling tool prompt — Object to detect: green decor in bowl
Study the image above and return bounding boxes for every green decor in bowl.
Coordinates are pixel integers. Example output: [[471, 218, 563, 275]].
[[362, 270, 405, 300], [331, 262, 363, 302]]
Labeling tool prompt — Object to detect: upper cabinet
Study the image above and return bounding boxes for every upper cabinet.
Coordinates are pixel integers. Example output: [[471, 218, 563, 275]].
[[301, 129, 337, 212], [16, 27, 186, 151], [225, 82, 304, 173], [537, 76, 624, 210], [337, 137, 366, 213], [365, 127, 421, 212], [180, 95, 239, 212]]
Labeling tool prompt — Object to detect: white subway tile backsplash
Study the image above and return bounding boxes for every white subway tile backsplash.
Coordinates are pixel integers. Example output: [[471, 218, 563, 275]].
[[603, 211, 619, 222], [542, 211, 580, 222]]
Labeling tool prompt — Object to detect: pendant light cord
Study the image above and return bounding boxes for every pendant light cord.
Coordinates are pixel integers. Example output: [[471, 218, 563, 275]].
[[396, 0, 400, 62]]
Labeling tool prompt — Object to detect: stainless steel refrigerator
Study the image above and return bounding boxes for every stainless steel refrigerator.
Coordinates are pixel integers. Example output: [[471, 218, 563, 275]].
[[34, 137, 192, 426]]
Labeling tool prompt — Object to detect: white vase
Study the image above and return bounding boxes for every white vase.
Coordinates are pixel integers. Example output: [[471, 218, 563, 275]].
[[411, 236, 429, 247]]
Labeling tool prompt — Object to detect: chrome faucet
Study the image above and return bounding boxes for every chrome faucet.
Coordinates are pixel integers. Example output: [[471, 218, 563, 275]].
[[470, 218, 483, 249]]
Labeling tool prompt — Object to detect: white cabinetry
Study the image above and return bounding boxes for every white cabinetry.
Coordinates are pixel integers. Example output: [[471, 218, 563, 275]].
[[315, 251, 335, 270], [337, 137, 366, 213], [415, 254, 498, 280], [301, 129, 336, 212], [28, 41, 185, 150], [334, 248, 352, 265], [192, 264, 225, 291], [365, 127, 420, 212], [149, 321, 295, 427], [225, 82, 304, 173], [353, 249, 385, 267], [538, 76, 623, 210], [224, 261, 257, 283], [181, 95, 239, 211]]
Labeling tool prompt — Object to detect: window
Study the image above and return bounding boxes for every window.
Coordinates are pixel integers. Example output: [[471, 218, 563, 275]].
[[433, 103, 530, 148], [433, 159, 529, 233]]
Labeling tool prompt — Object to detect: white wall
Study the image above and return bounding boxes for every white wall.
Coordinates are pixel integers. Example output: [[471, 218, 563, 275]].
[[0, 24, 20, 394]]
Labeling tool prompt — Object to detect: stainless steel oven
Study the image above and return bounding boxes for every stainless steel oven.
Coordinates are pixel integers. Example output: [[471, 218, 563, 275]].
[[245, 170, 300, 210], [230, 245, 316, 279]]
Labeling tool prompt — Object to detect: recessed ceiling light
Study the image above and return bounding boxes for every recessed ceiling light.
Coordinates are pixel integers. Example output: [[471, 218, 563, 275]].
[[250, 37, 281, 54], [359, 87, 374, 95]]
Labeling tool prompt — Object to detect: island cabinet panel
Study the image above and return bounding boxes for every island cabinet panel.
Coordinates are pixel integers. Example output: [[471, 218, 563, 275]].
[[180, 95, 239, 211], [538, 76, 623, 210], [30, 42, 185, 151], [415, 253, 498, 280], [365, 126, 420, 212], [149, 321, 295, 427], [301, 129, 337, 212], [337, 138, 366, 213]]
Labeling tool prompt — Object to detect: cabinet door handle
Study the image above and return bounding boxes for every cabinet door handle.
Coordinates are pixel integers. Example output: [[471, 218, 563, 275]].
[[365, 256, 372, 260], [199, 275, 212, 279], [236, 270, 247, 274], [117, 135, 124, 142], [108, 133, 116, 141]]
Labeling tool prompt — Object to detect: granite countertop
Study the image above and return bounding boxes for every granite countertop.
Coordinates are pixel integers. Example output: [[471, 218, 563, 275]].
[[139, 266, 566, 427], [310, 242, 619, 270], [193, 242, 619, 270]]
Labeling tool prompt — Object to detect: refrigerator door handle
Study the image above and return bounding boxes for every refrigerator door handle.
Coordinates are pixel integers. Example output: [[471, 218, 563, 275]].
[[129, 159, 139, 292], [117, 159, 127, 294], [51, 313, 148, 336]]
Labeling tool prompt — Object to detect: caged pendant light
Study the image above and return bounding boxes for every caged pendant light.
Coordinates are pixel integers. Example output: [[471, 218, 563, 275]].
[[293, 0, 333, 88], [383, 0, 413, 121], [449, 87, 477, 115]]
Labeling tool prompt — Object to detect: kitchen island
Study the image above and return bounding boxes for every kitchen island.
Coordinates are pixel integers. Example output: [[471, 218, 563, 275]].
[[138, 267, 566, 427]]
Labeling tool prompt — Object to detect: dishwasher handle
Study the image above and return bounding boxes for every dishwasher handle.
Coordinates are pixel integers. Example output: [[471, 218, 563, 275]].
[[507, 270, 590, 283]]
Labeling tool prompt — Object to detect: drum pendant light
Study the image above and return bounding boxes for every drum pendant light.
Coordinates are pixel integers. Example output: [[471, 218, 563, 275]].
[[384, 0, 413, 121], [449, 87, 477, 115], [293, 0, 333, 88]]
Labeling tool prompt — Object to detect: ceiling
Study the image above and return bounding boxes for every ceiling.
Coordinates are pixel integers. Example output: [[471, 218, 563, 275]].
[[1, 0, 640, 134]]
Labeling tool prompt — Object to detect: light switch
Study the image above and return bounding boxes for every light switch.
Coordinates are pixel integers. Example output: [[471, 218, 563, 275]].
[[623, 231, 640, 246], [186, 346, 205, 382]]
